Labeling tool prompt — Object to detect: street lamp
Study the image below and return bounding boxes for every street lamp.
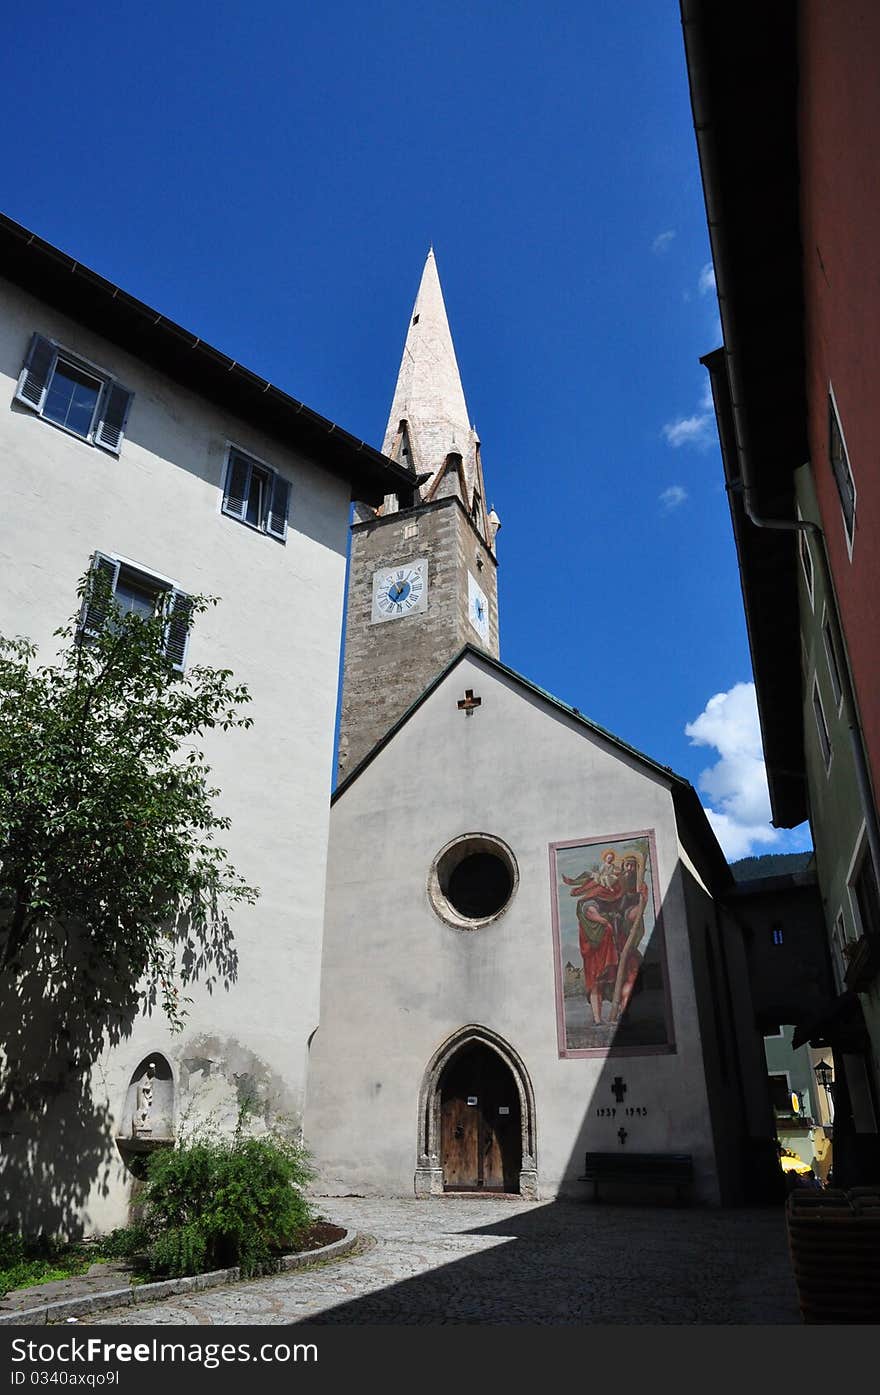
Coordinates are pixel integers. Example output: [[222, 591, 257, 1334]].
[[814, 1058, 835, 1124], [814, 1059, 834, 1094]]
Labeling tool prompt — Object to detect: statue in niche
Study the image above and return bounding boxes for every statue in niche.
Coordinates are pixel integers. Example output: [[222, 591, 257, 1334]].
[[132, 1060, 157, 1138]]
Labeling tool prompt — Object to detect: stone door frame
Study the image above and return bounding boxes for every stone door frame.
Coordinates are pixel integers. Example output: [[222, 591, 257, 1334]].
[[415, 1024, 538, 1198]]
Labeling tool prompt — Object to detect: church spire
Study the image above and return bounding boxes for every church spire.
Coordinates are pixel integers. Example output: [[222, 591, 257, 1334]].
[[382, 249, 497, 549]]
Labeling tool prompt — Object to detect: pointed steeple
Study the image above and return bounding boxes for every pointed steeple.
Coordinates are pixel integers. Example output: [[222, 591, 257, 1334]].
[[382, 250, 496, 549]]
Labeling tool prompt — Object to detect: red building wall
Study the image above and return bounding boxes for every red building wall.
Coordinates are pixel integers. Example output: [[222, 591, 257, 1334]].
[[798, 1, 880, 807]]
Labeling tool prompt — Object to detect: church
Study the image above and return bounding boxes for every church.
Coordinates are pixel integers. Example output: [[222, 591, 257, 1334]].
[[305, 252, 769, 1205], [0, 215, 772, 1231]]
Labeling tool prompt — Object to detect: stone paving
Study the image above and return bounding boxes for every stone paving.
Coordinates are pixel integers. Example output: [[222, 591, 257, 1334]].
[[78, 1196, 801, 1325]]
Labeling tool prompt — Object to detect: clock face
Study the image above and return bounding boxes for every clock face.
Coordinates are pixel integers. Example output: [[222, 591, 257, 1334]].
[[468, 571, 490, 642], [371, 558, 428, 624]]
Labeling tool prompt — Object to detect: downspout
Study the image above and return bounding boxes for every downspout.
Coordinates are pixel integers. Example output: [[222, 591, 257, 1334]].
[[682, 0, 880, 916]]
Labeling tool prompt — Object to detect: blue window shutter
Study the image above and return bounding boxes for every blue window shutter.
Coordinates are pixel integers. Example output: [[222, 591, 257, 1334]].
[[15, 333, 57, 413], [223, 453, 250, 520], [165, 590, 193, 672], [94, 381, 133, 454], [266, 471, 291, 540], [79, 552, 120, 636]]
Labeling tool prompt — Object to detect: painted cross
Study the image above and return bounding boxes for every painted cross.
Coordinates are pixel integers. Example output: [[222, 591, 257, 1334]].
[[457, 689, 482, 716], [617, 1127, 628, 1146], [611, 1076, 627, 1104]]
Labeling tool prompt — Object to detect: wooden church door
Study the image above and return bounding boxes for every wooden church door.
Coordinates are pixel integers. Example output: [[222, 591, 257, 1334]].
[[440, 1043, 522, 1191]]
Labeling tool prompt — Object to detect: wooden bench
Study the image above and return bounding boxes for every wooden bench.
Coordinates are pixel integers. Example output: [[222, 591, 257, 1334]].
[[580, 1151, 694, 1204]]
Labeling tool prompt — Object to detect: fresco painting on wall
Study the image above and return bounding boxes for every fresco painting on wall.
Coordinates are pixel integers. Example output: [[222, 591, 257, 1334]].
[[549, 830, 674, 1057]]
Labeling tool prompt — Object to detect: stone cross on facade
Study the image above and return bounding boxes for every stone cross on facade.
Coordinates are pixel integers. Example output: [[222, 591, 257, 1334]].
[[457, 689, 482, 716], [611, 1076, 627, 1104], [617, 1127, 628, 1146]]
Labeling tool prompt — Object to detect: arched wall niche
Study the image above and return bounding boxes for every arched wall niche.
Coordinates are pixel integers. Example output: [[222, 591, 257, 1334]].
[[117, 1053, 175, 1173]]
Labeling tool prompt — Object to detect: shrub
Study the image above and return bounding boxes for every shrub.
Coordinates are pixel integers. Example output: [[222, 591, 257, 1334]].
[[99, 1225, 152, 1261], [140, 1129, 314, 1279]]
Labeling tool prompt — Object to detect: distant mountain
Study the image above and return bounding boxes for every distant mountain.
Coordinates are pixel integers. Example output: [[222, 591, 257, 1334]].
[[729, 851, 814, 883]]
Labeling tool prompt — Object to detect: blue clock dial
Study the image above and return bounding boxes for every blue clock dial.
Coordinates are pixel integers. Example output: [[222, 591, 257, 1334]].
[[374, 563, 426, 620]]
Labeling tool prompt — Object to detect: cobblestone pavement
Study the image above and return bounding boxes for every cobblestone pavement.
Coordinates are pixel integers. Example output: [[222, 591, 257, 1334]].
[[82, 1196, 800, 1325]]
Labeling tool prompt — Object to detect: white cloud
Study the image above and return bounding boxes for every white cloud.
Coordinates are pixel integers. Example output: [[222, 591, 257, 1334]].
[[662, 378, 715, 450], [701, 808, 779, 862], [662, 414, 713, 449], [685, 682, 782, 860], [652, 229, 676, 255], [698, 262, 716, 296], [659, 484, 688, 512]]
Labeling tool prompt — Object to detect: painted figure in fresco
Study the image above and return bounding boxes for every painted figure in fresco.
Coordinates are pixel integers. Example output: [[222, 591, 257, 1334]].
[[591, 848, 620, 889], [562, 847, 649, 1027], [608, 851, 649, 1023]]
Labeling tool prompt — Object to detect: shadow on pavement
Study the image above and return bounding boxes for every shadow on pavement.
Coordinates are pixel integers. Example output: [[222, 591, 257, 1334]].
[[299, 1199, 800, 1325]]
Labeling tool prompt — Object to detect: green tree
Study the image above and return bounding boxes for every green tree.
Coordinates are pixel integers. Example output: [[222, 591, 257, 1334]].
[[0, 570, 258, 1036]]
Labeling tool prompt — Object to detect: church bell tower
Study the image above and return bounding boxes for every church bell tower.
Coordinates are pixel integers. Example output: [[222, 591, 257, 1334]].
[[337, 249, 501, 777]]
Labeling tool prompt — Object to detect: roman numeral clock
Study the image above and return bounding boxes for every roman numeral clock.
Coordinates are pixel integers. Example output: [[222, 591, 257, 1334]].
[[371, 558, 429, 624]]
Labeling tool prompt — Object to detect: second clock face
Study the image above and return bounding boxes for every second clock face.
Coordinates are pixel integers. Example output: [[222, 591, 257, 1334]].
[[468, 571, 490, 642], [371, 558, 428, 623]]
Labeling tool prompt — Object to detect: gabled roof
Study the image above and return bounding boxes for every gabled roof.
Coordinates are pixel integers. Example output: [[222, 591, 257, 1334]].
[[0, 213, 418, 507], [333, 644, 733, 891]]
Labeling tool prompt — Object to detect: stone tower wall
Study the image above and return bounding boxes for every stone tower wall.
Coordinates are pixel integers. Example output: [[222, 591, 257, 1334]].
[[338, 496, 498, 776]]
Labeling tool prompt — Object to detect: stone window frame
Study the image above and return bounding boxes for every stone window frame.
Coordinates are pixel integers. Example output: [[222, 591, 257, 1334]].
[[426, 831, 519, 931]]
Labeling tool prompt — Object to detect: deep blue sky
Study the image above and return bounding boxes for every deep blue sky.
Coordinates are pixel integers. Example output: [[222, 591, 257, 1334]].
[[2, 2, 809, 857]]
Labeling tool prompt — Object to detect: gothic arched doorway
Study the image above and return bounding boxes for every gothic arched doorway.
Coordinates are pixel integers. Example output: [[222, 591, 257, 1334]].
[[440, 1041, 520, 1191], [415, 1026, 538, 1198]]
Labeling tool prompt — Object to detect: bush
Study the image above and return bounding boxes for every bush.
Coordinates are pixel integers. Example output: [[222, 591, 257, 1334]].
[[99, 1225, 152, 1261], [139, 1129, 314, 1279]]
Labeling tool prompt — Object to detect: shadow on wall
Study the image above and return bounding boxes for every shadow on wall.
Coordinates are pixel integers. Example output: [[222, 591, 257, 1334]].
[[0, 935, 131, 1238], [551, 848, 776, 1207], [0, 911, 239, 1239]]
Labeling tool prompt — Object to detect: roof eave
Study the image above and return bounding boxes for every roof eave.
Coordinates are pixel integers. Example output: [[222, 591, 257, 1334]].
[[681, 1, 808, 827], [0, 213, 416, 507]]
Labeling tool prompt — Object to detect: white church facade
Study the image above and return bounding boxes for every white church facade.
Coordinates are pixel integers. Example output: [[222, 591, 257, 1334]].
[[307, 251, 771, 1205]]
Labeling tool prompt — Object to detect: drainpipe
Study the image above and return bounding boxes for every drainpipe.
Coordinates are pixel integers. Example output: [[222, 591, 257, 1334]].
[[682, 0, 880, 920]]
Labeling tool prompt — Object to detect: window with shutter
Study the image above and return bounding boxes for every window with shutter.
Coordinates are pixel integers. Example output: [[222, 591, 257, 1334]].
[[165, 591, 194, 673], [13, 332, 132, 454], [79, 553, 121, 637], [222, 445, 291, 541], [78, 553, 193, 672]]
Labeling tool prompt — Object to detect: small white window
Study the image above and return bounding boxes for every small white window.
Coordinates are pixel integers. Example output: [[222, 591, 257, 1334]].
[[829, 391, 856, 550], [822, 610, 844, 709], [222, 446, 290, 542], [850, 841, 880, 943], [798, 525, 814, 607], [812, 679, 832, 771], [14, 333, 132, 454], [79, 552, 193, 672], [832, 911, 848, 992]]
